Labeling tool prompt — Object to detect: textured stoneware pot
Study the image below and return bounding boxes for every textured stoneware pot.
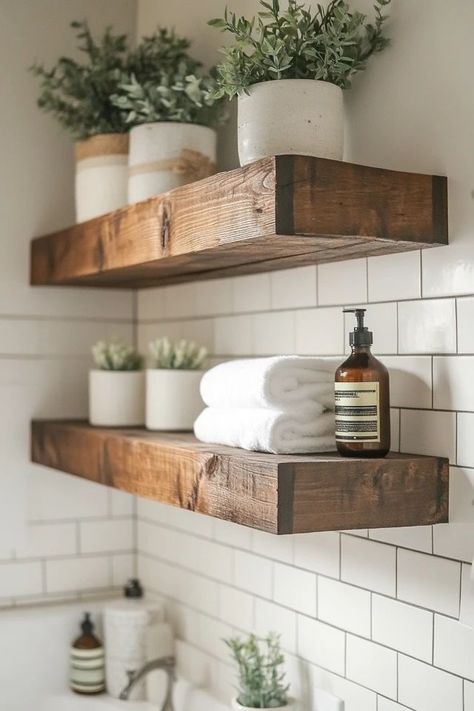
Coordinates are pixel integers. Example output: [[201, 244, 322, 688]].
[[75, 133, 128, 222], [232, 700, 293, 711], [89, 370, 145, 427], [128, 122, 217, 202], [238, 79, 343, 166], [146, 369, 204, 431]]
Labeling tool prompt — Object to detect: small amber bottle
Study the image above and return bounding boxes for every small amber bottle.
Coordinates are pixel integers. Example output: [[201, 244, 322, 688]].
[[70, 612, 105, 695], [335, 308, 390, 458]]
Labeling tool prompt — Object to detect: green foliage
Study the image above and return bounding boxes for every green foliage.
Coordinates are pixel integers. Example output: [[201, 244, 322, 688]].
[[148, 337, 208, 370], [226, 633, 289, 708], [92, 340, 143, 371], [209, 0, 391, 99], [30, 20, 130, 140], [111, 29, 226, 127]]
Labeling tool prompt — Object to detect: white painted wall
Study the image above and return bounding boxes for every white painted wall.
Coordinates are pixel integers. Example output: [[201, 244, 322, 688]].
[[135, 2, 474, 710], [0, 0, 137, 598]]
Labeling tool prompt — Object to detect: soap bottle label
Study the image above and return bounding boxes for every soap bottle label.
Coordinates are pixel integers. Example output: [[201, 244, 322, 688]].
[[334, 382, 380, 442]]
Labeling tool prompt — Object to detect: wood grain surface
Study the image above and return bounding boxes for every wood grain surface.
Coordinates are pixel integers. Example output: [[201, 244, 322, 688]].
[[31, 420, 449, 534], [30, 156, 448, 289]]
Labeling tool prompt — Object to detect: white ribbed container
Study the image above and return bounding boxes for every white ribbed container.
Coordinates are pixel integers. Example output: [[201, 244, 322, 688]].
[[88, 370, 145, 427], [238, 79, 344, 166], [75, 133, 128, 222], [146, 369, 204, 431], [128, 122, 217, 202], [104, 592, 163, 699]]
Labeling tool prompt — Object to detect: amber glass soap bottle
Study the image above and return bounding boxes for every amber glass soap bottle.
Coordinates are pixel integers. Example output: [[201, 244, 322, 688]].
[[335, 308, 390, 457]]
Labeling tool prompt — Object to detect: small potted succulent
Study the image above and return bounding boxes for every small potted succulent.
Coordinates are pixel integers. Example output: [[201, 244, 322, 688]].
[[89, 340, 144, 427], [112, 28, 226, 202], [146, 337, 207, 431], [226, 633, 291, 711], [209, 0, 391, 166], [31, 21, 131, 222]]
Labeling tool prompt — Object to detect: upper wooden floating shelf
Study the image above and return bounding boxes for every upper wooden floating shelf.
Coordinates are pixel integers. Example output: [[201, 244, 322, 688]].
[[31, 420, 448, 535], [30, 155, 448, 289]]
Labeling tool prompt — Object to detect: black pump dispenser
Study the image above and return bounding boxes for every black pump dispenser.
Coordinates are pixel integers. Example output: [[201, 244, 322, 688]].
[[344, 308, 373, 347], [124, 578, 144, 599], [80, 612, 94, 635]]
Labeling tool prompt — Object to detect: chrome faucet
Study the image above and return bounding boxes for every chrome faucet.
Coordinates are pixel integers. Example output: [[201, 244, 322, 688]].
[[119, 655, 176, 710]]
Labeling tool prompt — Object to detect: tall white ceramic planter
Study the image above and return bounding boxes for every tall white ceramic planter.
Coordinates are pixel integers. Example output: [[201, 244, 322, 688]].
[[89, 370, 145, 427], [146, 369, 204, 431], [238, 79, 343, 166], [232, 700, 292, 711], [75, 133, 129, 222], [128, 122, 217, 202]]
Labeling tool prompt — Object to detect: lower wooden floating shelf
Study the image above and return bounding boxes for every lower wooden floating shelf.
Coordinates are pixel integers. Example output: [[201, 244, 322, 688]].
[[31, 420, 449, 535]]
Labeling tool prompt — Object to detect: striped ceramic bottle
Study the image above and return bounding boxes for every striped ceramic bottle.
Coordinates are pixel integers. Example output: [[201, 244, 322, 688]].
[[70, 613, 105, 695]]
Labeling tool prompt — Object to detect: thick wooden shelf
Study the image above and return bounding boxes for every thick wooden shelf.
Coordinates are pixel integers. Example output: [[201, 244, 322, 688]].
[[31, 156, 448, 289], [31, 420, 448, 534]]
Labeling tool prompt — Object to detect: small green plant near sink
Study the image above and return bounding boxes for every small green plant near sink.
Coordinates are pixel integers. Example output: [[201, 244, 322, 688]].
[[148, 337, 208, 370], [92, 339, 143, 371], [226, 633, 291, 710]]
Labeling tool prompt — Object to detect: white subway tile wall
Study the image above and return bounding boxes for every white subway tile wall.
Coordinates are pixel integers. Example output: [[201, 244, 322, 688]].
[[133, 228, 474, 709]]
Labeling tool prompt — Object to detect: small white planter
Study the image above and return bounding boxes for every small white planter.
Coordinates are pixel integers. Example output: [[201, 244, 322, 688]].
[[89, 370, 145, 427], [75, 133, 128, 222], [128, 122, 217, 202], [146, 369, 204, 431], [238, 79, 343, 166], [232, 699, 293, 711]]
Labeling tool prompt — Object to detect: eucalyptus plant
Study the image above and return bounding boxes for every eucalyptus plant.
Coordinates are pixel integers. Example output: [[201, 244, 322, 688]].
[[149, 337, 208, 370], [209, 0, 391, 99], [226, 633, 289, 708], [111, 28, 226, 127], [92, 339, 143, 371], [30, 20, 130, 139]]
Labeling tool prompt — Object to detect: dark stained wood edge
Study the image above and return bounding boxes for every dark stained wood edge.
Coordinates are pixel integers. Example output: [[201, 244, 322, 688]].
[[432, 175, 449, 244], [31, 420, 449, 535], [288, 456, 449, 533]]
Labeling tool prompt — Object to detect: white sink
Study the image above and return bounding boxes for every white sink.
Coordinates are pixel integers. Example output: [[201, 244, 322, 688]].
[[40, 693, 154, 711], [41, 678, 229, 711]]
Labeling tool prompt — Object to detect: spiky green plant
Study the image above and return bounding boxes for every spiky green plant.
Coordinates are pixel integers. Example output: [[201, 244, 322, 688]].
[[111, 28, 226, 127], [92, 339, 143, 371], [148, 337, 207, 370], [226, 633, 289, 708], [209, 0, 391, 99], [30, 20, 130, 139]]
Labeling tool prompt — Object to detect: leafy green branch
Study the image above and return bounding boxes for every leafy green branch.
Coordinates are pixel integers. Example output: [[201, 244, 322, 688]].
[[111, 28, 226, 128], [209, 0, 392, 99], [30, 20, 130, 140]]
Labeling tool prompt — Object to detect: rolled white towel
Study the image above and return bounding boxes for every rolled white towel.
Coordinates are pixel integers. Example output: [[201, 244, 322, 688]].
[[194, 406, 336, 454], [200, 356, 336, 410]]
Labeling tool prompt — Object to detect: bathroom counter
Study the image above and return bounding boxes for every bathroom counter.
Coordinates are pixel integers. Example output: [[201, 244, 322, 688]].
[[31, 420, 448, 535]]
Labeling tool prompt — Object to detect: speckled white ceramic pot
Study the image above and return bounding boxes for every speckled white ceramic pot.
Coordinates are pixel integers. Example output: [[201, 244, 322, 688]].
[[238, 79, 344, 166]]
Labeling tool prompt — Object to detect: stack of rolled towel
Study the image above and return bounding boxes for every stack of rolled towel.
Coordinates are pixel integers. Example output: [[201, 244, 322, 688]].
[[194, 356, 336, 454]]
